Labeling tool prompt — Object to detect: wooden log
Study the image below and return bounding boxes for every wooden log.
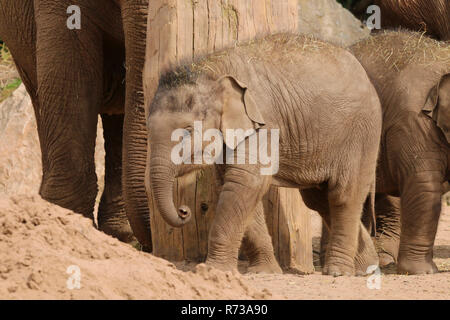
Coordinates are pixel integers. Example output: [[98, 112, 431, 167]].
[[143, 0, 299, 102], [144, 0, 314, 272], [263, 187, 314, 274], [149, 167, 218, 262]]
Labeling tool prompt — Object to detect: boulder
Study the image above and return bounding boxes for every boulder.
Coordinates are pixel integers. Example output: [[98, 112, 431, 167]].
[[298, 0, 370, 46], [0, 84, 105, 199]]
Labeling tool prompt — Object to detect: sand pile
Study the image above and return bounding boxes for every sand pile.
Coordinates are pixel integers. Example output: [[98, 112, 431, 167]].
[[0, 195, 272, 299]]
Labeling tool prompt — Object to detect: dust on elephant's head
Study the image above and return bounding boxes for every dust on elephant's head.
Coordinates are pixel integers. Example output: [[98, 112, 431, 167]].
[[148, 72, 265, 158], [424, 73, 450, 143]]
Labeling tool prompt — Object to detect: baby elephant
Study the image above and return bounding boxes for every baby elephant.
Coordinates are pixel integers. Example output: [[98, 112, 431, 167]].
[[351, 31, 450, 274], [147, 34, 382, 276]]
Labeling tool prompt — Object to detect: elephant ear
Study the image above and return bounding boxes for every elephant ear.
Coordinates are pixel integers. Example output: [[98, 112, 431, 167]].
[[218, 75, 265, 149], [423, 73, 450, 143]]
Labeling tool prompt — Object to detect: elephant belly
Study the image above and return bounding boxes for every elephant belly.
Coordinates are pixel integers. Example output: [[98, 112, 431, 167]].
[[271, 176, 320, 190]]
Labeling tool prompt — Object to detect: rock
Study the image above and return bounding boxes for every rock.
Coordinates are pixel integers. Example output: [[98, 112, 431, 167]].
[[298, 0, 370, 46], [0, 84, 105, 200], [0, 84, 41, 195]]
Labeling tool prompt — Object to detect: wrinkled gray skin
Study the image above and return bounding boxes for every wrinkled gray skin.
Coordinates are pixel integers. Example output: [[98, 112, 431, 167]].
[[147, 34, 382, 276], [0, 0, 151, 248], [350, 31, 450, 275], [374, 0, 450, 41]]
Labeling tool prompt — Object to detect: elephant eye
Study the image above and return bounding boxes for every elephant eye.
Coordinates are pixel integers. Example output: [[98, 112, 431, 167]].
[[185, 96, 194, 108], [184, 126, 193, 134]]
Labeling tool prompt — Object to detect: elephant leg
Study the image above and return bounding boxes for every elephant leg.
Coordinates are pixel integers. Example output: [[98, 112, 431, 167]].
[[0, 1, 38, 113], [301, 188, 378, 275], [121, 0, 152, 250], [33, 0, 105, 219], [375, 194, 401, 267], [323, 183, 365, 276], [397, 171, 443, 274], [97, 114, 136, 243], [206, 167, 269, 271], [241, 201, 282, 274]]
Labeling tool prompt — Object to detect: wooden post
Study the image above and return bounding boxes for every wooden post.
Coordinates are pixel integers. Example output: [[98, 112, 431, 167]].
[[263, 187, 314, 274], [144, 0, 314, 272]]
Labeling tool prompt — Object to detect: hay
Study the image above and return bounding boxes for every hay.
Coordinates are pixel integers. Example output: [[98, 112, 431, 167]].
[[159, 33, 343, 88], [352, 30, 450, 72]]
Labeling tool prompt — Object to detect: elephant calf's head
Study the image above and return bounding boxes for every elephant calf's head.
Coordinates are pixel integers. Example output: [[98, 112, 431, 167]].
[[147, 70, 264, 228]]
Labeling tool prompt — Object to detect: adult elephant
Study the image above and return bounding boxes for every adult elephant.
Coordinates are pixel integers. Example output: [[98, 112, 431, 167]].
[[0, 0, 152, 248], [374, 0, 450, 41]]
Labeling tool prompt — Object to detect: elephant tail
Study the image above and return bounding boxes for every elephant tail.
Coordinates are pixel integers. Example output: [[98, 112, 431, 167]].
[[362, 182, 377, 237]]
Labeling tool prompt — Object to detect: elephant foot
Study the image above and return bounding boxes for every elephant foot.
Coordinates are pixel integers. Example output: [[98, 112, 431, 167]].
[[322, 262, 355, 277], [375, 235, 399, 268], [354, 224, 379, 276], [397, 258, 439, 275], [98, 204, 136, 244], [323, 254, 355, 276], [379, 252, 395, 268], [247, 259, 282, 274], [205, 258, 238, 273], [40, 178, 97, 220], [354, 253, 379, 276], [98, 220, 137, 244], [243, 242, 282, 274]]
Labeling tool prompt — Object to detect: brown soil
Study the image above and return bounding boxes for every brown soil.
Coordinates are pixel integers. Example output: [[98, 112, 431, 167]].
[[245, 206, 450, 300], [0, 195, 272, 299], [1, 193, 447, 299]]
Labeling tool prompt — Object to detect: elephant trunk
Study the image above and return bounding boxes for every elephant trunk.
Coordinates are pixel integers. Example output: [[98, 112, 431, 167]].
[[149, 151, 192, 228], [121, 0, 152, 250]]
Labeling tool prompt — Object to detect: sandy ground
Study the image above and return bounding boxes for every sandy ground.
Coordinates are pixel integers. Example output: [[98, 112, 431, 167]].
[[2, 194, 447, 300], [0, 196, 272, 300], [245, 206, 450, 300]]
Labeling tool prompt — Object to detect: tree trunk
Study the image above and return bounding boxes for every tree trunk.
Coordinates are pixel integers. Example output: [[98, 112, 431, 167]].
[[144, 0, 314, 273]]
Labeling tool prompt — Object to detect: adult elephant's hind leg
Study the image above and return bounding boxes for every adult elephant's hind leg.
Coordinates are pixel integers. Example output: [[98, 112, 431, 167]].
[[98, 114, 136, 243], [241, 201, 282, 274], [34, 0, 103, 219]]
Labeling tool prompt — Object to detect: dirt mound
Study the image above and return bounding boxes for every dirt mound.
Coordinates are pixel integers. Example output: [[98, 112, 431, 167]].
[[297, 0, 370, 46], [0, 195, 271, 299]]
